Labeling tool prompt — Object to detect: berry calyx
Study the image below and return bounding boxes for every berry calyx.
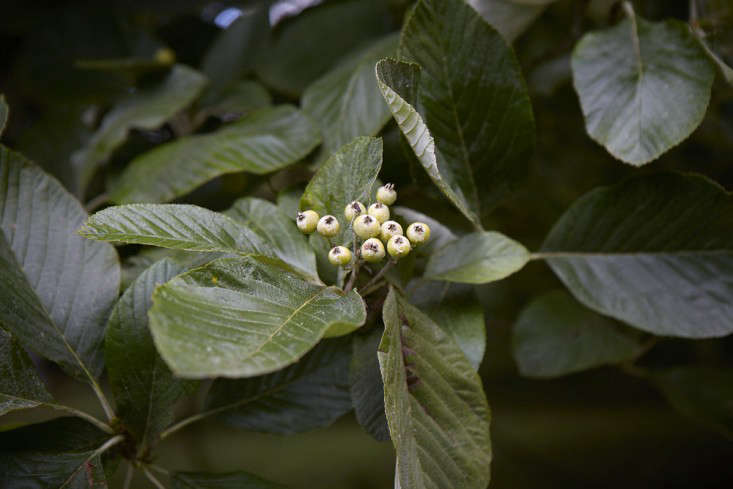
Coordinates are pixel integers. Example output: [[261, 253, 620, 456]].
[[368, 202, 390, 223], [296, 210, 319, 234], [361, 238, 385, 262], [344, 201, 366, 221], [317, 215, 340, 237], [376, 183, 397, 205], [328, 246, 352, 266], [406, 222, 430, 245], [353, 214, 381, 239], [387, 235, 411, 259], [380, 220, 403, 241]]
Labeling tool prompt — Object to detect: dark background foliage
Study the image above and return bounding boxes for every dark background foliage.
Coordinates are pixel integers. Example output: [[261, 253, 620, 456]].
[[1, 0, 732, 487]]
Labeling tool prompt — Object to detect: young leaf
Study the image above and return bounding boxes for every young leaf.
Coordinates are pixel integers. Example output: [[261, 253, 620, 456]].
[[379, 289, 492, 489], [571, 5, 715, 165], [513, 290, 645, 378], [651, 367, 733, 439], [0, 328, 53, 416], [105, 258, 197, 449], [149, 256, 366, 378], [173, 471, 286, 489], [71, 64, 208, 192], [80, 204, 258, 253], [300, 136, 382, 242], [0, 94, 8, 137], [350, 328, 390, 442], [467, 0, 555, 42], [378, 0, 535, 225], [204, 338, 352, 434], [424, 231, 529, 284], [302, 33, 398, 157], [110, 105, 321, 203], [0, 147, 119, 380], [540, 172, 733, 338], [224, 197, 319, 282], [407, 280, 486, 370]]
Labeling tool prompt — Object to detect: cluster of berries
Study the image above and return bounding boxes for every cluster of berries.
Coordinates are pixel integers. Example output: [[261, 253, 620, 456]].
[[296, 183, 430, 266]]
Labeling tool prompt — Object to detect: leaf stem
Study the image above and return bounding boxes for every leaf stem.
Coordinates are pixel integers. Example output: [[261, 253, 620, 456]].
[[622, 1, 643, 73], [46, 403, 114, 434], [149, 464, 171, 476], [85, 192, 109, 212], [89, 378, 116, 422], [360, 280, 387, 297], [59, 435, 125, 489], [159, 411, 211, 440], [123, 463, 134, 489], [143, 466, 168, 489]]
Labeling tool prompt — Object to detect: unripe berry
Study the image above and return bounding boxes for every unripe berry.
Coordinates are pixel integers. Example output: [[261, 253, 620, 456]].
[[353, 214, 381, 239], [376, 183, 397, 205], [387, 235, 411, 259], [368, 202, 390, 223], [406, 222, 430, 245], [344, 201, 366, 221], [317, 215, 340, 237], [328, 246, 352, 266], [380, 220, 403, 241], [296, 210, 319, 234], [361, 238, 385, 263]]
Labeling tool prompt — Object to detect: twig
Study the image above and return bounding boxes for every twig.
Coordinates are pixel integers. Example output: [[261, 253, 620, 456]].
[[85, 193, 109, 213], [360, 280, 387, 297], [344, 258, 361, 293]]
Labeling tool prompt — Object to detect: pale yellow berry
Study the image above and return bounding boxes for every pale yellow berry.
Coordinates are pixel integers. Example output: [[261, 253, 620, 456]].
[[317, 215, 340, 237], [380, 220, 403, 241], [368, 202, 390, 223], [344, 201, 366, 221], [353, 214, 381, 239], [154, 47, 176, 65], [361, 238, 385, 263], [387, 235, 411, 259], [328, 246, 352, 266], [296, 210, 319, 234], [376, 183, 397, 205], [406, 222, 430, 245]]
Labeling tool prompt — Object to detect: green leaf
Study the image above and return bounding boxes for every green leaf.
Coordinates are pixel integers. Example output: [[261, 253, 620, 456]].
[[302, 34, 398, 157], [424, 231, 529, 284], [0, 147, 119, 380], [106, 258, 197, 449], [300, 136, 382, 242], [350, 328, 390, 442], [467, 0, 555, 42], [378, 0, 535, 225], [149, 256, 366, 378], [110, 105, 321, 203], [651, 366, 733, 439], [224, 197, 318, 282], [71, 64, 208, 192], [513, 290, 645, 378], [0, 417, 110, 489], [379, 289, 492, 489], [205, 337, 353, 434], [571, 6, 715, 165], [0, 94, 8, 137], [540, 172, 733, 338], [0, 328, 53, 416], [80, 204, 257, 253], [121, 247, 224, 291], [195, 81, 272, 125], [407, 281, 486, 370], [173, 471, 286, 489], [254, 0, 393, 97]]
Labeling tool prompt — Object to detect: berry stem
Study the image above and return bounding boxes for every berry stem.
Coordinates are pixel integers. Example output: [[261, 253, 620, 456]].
[[344, 259, 360, 293], [361, 260, 395, 292]]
